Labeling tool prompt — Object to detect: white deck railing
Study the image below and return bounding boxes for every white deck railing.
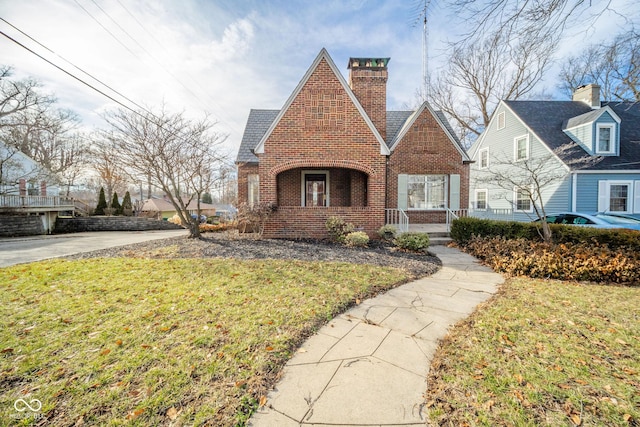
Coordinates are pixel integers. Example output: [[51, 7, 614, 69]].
[[0, 195, 75, 209], [385, 208, 409, 233]]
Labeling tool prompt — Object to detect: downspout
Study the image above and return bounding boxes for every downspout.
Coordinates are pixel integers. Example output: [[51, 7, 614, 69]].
[[571, 172, 577, 212]]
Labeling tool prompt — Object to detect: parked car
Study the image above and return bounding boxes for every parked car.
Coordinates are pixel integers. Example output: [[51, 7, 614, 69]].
[[190, 214, 207, 223], [533, 212, 640, 231]]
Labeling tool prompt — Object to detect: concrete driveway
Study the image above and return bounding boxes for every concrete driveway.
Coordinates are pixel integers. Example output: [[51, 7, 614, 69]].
[[0, 230, 187, 268]]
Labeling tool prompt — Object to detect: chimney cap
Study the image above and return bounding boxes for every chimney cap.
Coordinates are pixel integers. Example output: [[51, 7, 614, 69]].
[[348, 57, 390, 69]]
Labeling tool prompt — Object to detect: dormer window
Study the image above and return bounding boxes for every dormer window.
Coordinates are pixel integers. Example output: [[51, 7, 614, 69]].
[[596, 123, 615, 154]]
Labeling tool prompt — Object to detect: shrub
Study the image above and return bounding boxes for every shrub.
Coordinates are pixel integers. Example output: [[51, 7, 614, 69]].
[[200, 222, 236, 233], [110, 191, 122, 215], [121, 191, 133, 216], [94, 187, 107, 215], [377, 224, 397, 241], [168, 214, 183, 226], [465, 236, 640, 285], [451, 217, 640, 251], [394, 232, 430, 252], [325, 216, 354, 243], [450, 217, 538, 244], [236, 203, 276, 236], [344, 231, 370, 247]]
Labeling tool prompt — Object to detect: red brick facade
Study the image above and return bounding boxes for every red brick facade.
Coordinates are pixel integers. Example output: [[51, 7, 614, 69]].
[[386, 108, 470, 224], [236, 49, 470, 239]]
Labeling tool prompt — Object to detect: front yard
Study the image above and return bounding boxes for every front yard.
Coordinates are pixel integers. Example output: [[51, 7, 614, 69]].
[[426, 277, 640, 426], [0, 256, 408, 426]]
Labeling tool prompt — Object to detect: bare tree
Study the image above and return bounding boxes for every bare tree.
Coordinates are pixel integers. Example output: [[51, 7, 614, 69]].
[[89, 132, 129, 203], [559, 27, 640, 102], [0, 66, 54, 122], [103, 107, 228, 238], [428, 29, 558, 146], [474, 144, 601, 242], [449, 0, 622, 43], [1, 68, 89, 194]]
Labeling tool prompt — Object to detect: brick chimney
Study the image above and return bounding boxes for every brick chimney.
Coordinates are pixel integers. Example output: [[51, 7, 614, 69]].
[[573, 84, 601, 109], [348, 57, 389, 141]]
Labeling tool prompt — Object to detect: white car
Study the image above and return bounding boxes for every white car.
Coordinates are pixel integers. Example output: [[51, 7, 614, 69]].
[[535, 212, 640, 231]]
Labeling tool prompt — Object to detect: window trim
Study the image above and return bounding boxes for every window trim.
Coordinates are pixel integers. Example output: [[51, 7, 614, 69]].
[[496, 111, 505, 130], [247, 174, 259, 208], [514, 186, 534, 213], [595, 123, 616, 154], [601, 180, 633, 214], [479, 148, 489, 169], [514, 134, 530, 162], [475, 189, 488, 211], [406, 174, 448, 211], [300, 170, 330, 207]]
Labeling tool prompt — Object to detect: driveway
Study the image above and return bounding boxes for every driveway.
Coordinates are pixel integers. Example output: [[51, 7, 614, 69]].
[[0, 230, 187, 268]]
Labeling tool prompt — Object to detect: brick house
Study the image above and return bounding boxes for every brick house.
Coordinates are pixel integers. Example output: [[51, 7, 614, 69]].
[[236, 48, 470, 239]]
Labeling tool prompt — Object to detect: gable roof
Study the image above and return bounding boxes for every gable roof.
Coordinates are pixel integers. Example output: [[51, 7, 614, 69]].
[[237, 107, 469, 163], [235, 109, 278, 163], [504, 100, 640, 171], [562, 105, 620, 130], [252, 48, 390, 156], [387, 102, 470, 161]]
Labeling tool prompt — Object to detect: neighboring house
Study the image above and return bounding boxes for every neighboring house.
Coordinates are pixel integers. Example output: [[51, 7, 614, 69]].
[[141, 197, 218, 220], [235, 48, 470, 239], [0, 141, 74, 233], [469, 84, 640, 221]]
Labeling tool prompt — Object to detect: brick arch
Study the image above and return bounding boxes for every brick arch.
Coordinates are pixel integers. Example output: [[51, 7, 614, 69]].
[[268, 160, 376, 178]]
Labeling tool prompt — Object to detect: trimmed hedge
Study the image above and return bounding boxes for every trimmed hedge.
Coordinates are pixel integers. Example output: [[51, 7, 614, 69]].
[[451, 217, 640, 251], [466, 237, 640, 285]]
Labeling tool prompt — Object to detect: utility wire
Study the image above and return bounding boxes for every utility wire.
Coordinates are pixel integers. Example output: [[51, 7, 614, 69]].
[[93, 0, 220, 124], [0, 17, 152, 118], [72, 0, 139, 58], [0, 27, 146, 120], [0, 19, 210, 146], [112, 0, 244, 134]]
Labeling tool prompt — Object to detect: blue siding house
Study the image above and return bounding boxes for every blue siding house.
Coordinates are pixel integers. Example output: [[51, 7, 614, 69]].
[[469, 84, 640, 221]]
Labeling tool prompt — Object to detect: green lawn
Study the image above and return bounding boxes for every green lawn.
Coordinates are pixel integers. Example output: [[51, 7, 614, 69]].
[[0, 258, 407, 426], [426, 277, 640, 427]]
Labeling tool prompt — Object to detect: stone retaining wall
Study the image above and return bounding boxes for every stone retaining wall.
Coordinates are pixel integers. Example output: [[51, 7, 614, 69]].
[[0, 215, 45, 237], [54, 217, 183, 233]]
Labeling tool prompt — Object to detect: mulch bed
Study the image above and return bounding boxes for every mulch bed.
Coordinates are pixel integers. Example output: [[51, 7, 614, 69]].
[[67, 230, 441, 278]]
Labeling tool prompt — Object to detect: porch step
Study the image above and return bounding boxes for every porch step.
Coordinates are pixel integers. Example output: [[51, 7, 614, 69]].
[[402, 224, 452, 246], [428, 233, 453, 246]]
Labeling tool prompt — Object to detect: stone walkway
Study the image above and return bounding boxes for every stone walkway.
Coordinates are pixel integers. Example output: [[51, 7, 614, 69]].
[[249, 245, 504, 426]]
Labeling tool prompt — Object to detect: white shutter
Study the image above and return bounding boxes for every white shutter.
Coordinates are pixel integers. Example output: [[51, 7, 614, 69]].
[[597, 180, 608, 212], [397, 174, 408, 210], [634, 181, 640, 213], [449, 174, 460, 210]]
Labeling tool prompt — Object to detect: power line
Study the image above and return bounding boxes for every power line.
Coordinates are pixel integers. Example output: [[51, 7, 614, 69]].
[[0, 27, 146, 120], [111, 0, 245, 134], [72, 0, 139, 58], [0, 17, 152, 117]]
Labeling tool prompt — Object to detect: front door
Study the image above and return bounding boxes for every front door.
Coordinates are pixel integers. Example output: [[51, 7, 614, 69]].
[[305, 174, 326, 207]]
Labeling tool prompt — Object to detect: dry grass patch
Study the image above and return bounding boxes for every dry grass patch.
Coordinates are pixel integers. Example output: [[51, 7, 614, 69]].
[[427, 277, 640, 426], [0, 258, 407, 426]]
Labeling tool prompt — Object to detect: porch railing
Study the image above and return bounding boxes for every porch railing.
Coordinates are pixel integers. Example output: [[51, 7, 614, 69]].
[[385, 208, 409, 233], [446, 208, 469, 232], [0, 194, 75, 209]]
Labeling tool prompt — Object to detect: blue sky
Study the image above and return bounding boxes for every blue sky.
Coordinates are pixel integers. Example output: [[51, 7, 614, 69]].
[[0, 0, 635, 158]]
